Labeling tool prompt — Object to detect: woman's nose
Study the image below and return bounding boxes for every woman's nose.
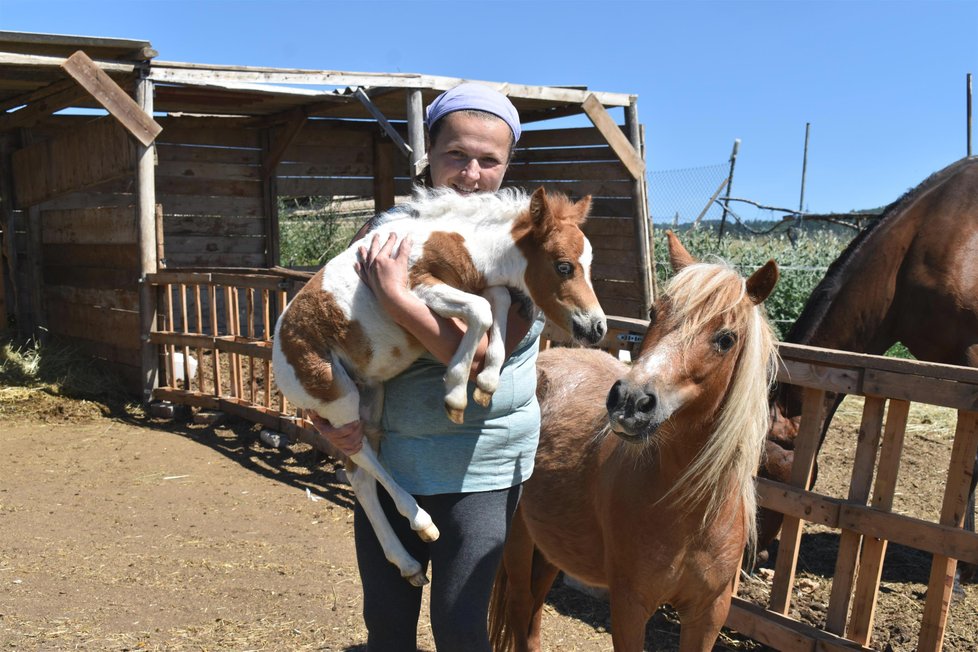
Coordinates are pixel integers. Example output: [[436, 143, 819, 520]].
[[460, 159, 480, 177]]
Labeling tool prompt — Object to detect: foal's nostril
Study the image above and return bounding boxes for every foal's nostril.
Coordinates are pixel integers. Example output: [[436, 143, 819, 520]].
[[606, 380, 623, 412], [635, 392, 657, 414]]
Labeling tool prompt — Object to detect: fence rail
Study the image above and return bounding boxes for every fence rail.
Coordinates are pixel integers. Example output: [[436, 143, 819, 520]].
[[147, 269, 978, 652]]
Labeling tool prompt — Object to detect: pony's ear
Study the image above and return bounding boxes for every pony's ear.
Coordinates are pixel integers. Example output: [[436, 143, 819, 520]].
[[529, 186, 550, 229], [746, 259, 779, 305], [666, 230, 696, 271], [573, 194, 593, 225]]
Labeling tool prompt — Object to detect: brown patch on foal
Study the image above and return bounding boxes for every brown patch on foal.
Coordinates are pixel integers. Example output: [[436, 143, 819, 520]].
[[409, 231, 486, 293], [277, 269, 373, 404]]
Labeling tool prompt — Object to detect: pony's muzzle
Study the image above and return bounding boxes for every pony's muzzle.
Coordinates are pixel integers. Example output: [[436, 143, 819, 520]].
[[572, 313, 607, 346], [606, 379, 659, 440]]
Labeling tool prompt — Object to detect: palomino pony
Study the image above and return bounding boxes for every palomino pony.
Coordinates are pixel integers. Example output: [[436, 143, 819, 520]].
[[272, 186, 607, 586], [760, 156, 978, 576], [489, 232, 779, 651]]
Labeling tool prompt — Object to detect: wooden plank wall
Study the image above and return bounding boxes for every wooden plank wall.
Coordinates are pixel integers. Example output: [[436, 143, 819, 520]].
[[40, 205, 141, 387], [154, 116, 267, 268]]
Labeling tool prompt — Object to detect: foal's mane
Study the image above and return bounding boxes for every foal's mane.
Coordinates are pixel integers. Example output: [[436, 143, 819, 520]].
[[788, 156, 977, 344], [661, 262, 778, 553], [368, 186, 531, 232]]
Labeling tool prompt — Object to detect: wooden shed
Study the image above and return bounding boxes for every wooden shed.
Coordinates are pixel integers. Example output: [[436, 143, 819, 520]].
[[0, 30, 653, 400]]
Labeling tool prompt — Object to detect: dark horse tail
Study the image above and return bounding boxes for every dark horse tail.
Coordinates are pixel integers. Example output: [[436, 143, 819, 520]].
[[488, 562, 515, 652]]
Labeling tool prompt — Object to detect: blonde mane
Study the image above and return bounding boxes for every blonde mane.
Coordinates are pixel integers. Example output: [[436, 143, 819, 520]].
[[660, 261, 778, 554]]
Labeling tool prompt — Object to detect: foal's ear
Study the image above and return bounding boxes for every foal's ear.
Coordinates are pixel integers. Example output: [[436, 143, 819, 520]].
[[572, 194, 593, 225], [745, 259, 779, 305], [529, 186, 550, 226], [666, 230, 697, 271]]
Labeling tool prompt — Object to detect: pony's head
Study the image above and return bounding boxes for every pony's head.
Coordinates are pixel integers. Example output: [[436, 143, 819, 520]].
[[605, 231, 779, 547], [513, 187, 607, 345]]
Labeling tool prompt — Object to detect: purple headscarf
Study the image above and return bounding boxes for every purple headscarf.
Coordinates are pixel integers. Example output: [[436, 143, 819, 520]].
[[425, 82, 522, 143]]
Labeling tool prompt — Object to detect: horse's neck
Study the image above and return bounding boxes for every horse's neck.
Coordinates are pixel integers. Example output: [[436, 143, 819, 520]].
[[787, 216, 918, 354], [470, 236, 530, 290]]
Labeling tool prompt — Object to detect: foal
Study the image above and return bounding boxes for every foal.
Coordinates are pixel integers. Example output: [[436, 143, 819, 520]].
[[490, 232, 778, 651], [272, 186, 606, 585]]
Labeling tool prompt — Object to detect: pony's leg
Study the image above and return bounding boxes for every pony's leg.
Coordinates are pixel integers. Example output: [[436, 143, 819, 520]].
[[350, 443, 439, 543], [414, 284, 492, 423], [473, 286, 511, 407], [608, 588, 654, 652], [348, 464, 429, 587], [675, 590, 734, 652], [491, 507, 559, 652]]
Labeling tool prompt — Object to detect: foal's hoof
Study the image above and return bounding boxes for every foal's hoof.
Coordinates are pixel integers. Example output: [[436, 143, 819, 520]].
[[445, 405, 466, 424], [405, 571, 430, 587], [473, 387, 493, 407], [416, 522, 440, 543]]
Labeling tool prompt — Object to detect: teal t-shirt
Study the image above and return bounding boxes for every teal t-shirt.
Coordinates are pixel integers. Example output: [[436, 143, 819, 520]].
[[378, 309, 545, 495]]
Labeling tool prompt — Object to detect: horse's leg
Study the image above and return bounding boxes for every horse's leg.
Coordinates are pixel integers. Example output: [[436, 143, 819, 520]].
[[414, 283, 492, 423], [348, 464, 429, 587], [473, 286, 511, 407], [956, 453, 978, 585], [350, 443, 439, 543], [491, 507, 559, 652], [675, 589, 734, 652], [608, 589, 653, 652]]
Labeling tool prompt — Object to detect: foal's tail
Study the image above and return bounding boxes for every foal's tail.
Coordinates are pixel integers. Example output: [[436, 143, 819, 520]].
[[488, 562, 516, 652]]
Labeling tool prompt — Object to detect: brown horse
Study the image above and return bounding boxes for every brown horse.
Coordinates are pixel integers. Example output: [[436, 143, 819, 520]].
[[489, 232, 779, 651], [760, 156, 978, 574]]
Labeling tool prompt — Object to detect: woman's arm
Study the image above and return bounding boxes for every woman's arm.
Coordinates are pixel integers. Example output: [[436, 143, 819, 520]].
[[356, 233, 531, 373]]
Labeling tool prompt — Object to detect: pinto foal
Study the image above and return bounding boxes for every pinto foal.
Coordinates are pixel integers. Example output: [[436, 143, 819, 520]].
[[272, 186, 607, 585]]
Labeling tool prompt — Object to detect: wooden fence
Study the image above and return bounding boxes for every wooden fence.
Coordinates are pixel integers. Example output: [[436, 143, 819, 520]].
[[147, 270, 978, 652]]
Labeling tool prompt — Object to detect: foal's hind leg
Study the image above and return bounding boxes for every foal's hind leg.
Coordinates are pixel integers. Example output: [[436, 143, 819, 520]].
[[348, 463, 429, 587]]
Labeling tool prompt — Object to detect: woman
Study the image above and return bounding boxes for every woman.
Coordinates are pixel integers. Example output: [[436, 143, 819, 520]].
[[313, 83, 544, 651]]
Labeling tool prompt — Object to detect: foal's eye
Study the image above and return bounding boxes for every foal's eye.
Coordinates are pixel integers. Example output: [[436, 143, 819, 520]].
[[647, 305, 658, 325], [555, 261, 573, 277], [714, 330, 737, 352]]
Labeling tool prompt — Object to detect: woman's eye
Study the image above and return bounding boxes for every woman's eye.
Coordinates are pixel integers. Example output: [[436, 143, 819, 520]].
[[714, 331, 736, 352], [555, 261, 573, 276]]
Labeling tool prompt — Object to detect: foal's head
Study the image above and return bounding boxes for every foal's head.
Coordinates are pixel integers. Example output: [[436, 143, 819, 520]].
[[513, 187, 607, 345], [605, 232, 779, 543]]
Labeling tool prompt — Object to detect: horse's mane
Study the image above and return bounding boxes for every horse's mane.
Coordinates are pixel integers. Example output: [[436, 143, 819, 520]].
[[368, 186, 530, 231], [788, 156, 978, 344], [660, 262, 778, 554]]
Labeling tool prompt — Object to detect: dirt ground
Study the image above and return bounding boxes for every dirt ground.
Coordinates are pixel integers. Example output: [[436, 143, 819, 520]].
[[0, 391, 975, 651]]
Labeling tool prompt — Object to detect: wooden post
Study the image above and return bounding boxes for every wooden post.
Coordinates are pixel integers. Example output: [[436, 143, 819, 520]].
[[625, 98, 654, 309], [18, 129, 46, 340], [967, 73, 973, 158], [917, 410, 978, 652], [0, 135, 22, 334], [406, 89, 426, 178], [373, 133, 396, 214], [136, 74, 160, 404], [799, 122, 810, 213], [260, 128, 281, 267]]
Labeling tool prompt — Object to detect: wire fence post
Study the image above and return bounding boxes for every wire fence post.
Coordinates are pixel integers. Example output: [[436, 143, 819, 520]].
[[718, 138, 740, 242], [968, 73, 973, 157], [799, 123, 811, 221]]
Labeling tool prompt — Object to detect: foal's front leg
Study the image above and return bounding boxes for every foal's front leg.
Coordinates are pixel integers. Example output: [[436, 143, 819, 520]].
[[414, 283, 493, 424], [473, 286, 511, 407]]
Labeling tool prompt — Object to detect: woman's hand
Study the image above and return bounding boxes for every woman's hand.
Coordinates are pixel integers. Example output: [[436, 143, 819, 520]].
[[309, 413, 364, 456], [355, 233, 414, 315]]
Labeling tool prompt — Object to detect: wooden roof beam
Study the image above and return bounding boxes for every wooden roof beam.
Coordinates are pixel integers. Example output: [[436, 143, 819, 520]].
[[581, 94, 645, 180], [60, 50, 162, 146], [0, 79, 90, 131], [353, 87, 413, 161]]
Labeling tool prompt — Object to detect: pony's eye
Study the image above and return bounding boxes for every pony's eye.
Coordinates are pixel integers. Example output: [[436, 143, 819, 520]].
[[714, 330, 737, 352], [555, 261, 573, 277], [647, 305, 657, 325]]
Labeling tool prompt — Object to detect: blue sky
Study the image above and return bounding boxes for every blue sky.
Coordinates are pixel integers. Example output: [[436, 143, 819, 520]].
[[2, 0, 976, 220]]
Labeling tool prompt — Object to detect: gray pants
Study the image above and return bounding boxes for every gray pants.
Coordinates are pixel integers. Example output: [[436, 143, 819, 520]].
[[354, 485, 522, 652]]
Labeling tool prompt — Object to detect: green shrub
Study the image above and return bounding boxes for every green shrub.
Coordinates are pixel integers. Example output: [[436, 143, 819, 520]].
[[655, 224, 856, 339]]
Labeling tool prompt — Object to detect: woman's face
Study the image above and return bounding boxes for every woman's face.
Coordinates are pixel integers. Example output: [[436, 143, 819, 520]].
[[428, 112, 513, 194]]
